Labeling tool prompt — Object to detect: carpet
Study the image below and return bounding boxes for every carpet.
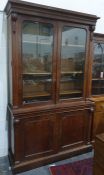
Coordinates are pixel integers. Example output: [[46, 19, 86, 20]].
[[49, 158, 93, 175]]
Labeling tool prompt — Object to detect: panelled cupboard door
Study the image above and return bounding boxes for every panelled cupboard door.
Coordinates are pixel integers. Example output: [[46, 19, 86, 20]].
[[14, 114, 57, 161], [59, 109, 92, 150]]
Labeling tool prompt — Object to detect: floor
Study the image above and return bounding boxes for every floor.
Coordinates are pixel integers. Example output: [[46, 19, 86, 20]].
[[0, 151, 93, 175]]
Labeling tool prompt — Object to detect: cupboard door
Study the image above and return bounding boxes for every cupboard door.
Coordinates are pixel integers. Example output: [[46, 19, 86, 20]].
[[60, 26, 87, 99], [14, 114, 57, 161], [59, 110, 91, 150], [92, 42, 104, 95], [22, 21, 56, 104]]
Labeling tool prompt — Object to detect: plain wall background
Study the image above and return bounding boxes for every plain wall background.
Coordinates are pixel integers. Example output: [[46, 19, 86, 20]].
[[0, 0, 104, 157], [0, 12, 7, 157]]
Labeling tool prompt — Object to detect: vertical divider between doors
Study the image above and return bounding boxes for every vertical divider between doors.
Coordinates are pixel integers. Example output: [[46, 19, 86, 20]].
[[55, 22, 62, 104]]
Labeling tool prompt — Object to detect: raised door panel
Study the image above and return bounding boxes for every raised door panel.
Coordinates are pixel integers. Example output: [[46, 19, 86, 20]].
[[24, 117, 55, 157], [60, 110, 91, 150], [14, 113, 57, 161]]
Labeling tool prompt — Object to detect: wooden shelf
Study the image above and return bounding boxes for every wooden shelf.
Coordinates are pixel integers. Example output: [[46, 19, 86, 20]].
[[92, 78, 104, 80], [61, 71, 83, 74], [60, 90, 82, 95], [23, 92, 50, 99], [60, 79, 80, 82], [23, 41, 84, 48], [23, 72, 51, 76], [23, 41, 52, 45], [24, 80, 52, 83], [23, 72, 83, 76], [62, 44, 85, 47]]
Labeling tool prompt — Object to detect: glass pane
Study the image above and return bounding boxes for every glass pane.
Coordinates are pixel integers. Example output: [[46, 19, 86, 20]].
[[22, 21, 53, 103], [60, 27, 86, 99], [92, 42, 104, 95]]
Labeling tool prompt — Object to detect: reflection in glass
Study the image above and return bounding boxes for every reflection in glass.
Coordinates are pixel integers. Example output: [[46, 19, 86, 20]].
[[92, 42, 104, 95], [22, 21, 53, 103], [60, 27, 86, 99]]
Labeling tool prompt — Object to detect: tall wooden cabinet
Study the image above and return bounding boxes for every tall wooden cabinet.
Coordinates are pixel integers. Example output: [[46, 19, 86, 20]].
[[5, 0, 99, 173], [91, 33, 104, 139]]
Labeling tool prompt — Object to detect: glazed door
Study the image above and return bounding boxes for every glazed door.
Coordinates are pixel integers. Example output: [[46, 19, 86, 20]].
[[92, 41, 104, 95], [16, 17, 88, 105], [21, 17, 57, 104], [57, 23, 87, 100]]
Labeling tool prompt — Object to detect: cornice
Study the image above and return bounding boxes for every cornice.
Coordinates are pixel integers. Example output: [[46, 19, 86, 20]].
[[5, 0, 99, 26]]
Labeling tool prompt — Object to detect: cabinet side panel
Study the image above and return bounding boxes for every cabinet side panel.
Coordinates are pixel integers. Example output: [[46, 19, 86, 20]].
[[7, 15, 13, 105], [8, 106, 14, 160]]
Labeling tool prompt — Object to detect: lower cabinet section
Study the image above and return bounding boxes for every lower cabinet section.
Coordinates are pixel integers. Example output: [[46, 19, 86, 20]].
[[8, 105, 93, 174]]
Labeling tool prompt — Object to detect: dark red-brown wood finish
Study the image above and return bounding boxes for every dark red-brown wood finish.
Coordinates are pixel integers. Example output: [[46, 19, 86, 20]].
[[90, 33, 104, 142], [5, 0, 99, 174]]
